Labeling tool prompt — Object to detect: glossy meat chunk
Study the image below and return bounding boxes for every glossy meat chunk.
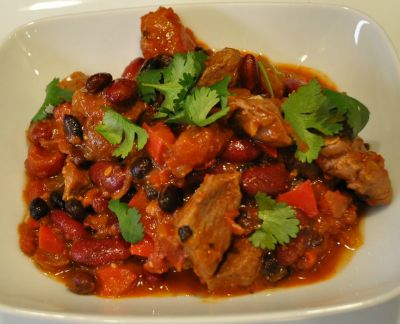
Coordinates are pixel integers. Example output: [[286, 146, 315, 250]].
[[175, 172, 241, 283], [229, 96, 292, 147], [198, 48, 241, 86], [207, 238, 262, 292], [317, 137, 392, 206], [140, 7, 196, 59]]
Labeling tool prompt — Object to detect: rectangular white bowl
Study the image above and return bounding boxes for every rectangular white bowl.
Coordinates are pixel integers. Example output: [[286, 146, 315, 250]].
[[0, 3, 399, 323]]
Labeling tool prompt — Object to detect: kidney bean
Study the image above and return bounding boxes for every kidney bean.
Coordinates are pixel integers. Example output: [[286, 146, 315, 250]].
[[86, 73, 113, 94], [239, 54, 261, 93], [284, 78, 306, 95], [66, 269, 96, 295], [25, 144, 65, 178], [34, 248, 70, 271], [241, 164, 289, 196], [50, 210, 88, 241], [221, 137, 261, 162], [122, 57, 145, 80], [70, 238, 130, 267], [105, 78, 138, 106], [91, 195, 110, 213], [141, 54, 172, 72], [89, 161, 131, 197], [63, 115, 83, 145], [28, 119, 54, 146]]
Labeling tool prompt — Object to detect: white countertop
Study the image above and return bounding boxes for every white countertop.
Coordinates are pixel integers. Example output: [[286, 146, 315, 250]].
[[0, 1, 399, 323]]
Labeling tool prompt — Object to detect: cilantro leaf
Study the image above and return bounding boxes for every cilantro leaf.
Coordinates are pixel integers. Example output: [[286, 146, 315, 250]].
[[95, 107, 148, 158], [258, 61, 274, 98], [108, 199, 144, 244], [249, 193, 299, 250], [209, 75, 232, 109], [139, 51, 207, 112], [136, 69, 162, 103], [322, 89, 370, 136], [31, 78, 73, 122]]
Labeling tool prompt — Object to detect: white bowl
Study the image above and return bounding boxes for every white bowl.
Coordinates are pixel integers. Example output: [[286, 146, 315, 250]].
[[0, 3, 399, 323]]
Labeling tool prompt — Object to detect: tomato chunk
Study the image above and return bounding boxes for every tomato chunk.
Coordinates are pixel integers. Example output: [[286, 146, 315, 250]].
[[277, 180, 318, 218], [143, 122, 176, 165], [96, 263, 140, 297], [130, 235, 154, 258]]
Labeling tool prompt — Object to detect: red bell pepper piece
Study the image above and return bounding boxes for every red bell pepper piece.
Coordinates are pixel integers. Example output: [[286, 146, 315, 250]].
[[38, 225, 65, 254], [130, 235, 154, 258], [143, 122, 175, 165], [277, 180, 319, 218]]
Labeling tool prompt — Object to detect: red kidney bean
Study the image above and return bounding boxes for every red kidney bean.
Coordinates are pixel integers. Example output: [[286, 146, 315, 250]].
[[239, 54, 261, 93], [241, 164, 289, 196], [50, 210, 88, 241], [122, 57, 145, 80], [91, 195, 110, 214], [221, 138, 261, 162], [70, 238, 130, 266], [66, 269, 96, 295], [28, 119, 54, 146], [89, 161, 130, 195], [105, 78, 138, 105], [86, 73, 113, 94], [284, 78, 306, 94], [25, 144, 65, 178]]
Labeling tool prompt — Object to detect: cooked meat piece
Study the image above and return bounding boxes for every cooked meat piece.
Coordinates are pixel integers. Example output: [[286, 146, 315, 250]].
[[317, 137, 392, 206], [175, 172, 241, 282], [229, 96, 292, 147], [165, 124, 232, 178], [140, 7, 196, 59], [207, 238, 262, 292], [198, 48, 241, 86], [62, 157, 90, 200]]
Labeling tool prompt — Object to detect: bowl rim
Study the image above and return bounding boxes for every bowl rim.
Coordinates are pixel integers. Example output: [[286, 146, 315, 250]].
[[1, 1, 400, 323]]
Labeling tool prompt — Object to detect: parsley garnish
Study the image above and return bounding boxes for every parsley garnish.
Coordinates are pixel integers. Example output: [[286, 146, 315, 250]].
[[108, 199, 144, 244], [138, 52, 231, 126], [31, 78, 73, 122], [282, 79, 370, 162], [249, 193, 299, 250], [95, 107, 148, 158]]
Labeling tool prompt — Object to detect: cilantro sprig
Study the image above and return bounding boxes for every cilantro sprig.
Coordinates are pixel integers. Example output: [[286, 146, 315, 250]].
[[249, 193, 299, 250], [31, 78, 73, 122], [108, 199, 144, 244], [137, 52, 231, 126], [95, 107, 148, 158], [282, 79, 370, 163]]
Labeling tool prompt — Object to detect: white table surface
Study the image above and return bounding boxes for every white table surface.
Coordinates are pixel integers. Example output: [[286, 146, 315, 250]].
[[0, 0, 399, 323]]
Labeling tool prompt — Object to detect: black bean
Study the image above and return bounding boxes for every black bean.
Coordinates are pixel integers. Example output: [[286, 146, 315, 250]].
[[261, 253, 289, 283], [29, 197, 49, 220], [49, 191, 65, 210], [158, 184, 183, 213], [66, 270, 96, 295], [140, 54, 172, 72], [120, 186, 137, 204], [65, 199, 87, 222], [131, 157, 153, 179], [86, 73, 112, 94], [178, 225, 193, 242], [63, 115, 83, 145], [144, 185, 158, 200]]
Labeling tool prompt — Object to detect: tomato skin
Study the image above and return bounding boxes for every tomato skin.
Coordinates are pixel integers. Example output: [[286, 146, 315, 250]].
[[221, 138, 260, 163], [130, 235, 154, 258], [277, 180, 319, 218], [25, 144, 65, 178], [241, 164, 289, 196]]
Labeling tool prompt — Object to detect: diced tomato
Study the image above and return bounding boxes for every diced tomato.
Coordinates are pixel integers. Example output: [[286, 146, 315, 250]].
[[257, 142, 278, 158], [143, 122, 176, 165], [38, 225, 65, 254], [96, 263, 140, 297], [28, 217, 40, 229], [147, 168, 171, 189], [19, 223, 38, 256], [277, 180, 318, 218], [130, 235, 154, 258], [128, 189, 149, 215]]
